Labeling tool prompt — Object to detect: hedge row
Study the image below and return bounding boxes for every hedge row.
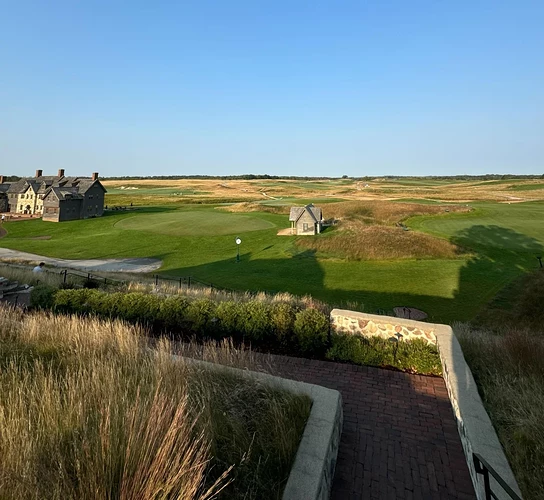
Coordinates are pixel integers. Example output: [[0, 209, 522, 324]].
[[47, 288, 330, 356], [31, 286, 442, 375]]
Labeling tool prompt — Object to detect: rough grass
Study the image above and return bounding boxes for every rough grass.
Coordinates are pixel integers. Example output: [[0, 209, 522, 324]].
[[294, 200, 466, 260], [454, 269, 544, 499], [321, 200, 470, 224], [297, 223, 460, 260], [0, 305, 311, 500], [455, 324, 544, 500]]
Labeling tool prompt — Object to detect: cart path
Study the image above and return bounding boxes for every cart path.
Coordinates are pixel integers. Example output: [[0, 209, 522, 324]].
[[0, 248, 161, 273]]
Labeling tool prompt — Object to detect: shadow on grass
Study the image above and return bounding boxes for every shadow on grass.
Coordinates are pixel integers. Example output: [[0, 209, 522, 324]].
[[162, 225, 544, 323]]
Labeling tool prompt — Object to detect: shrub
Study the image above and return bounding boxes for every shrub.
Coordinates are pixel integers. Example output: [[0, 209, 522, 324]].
[[30, 284, 56, 310], [293, 308, 329, 355], [270, 302, 298, 345], [326, 334, 442, 376], [158, 295, 191, 330], [239, 301, 272, 342], [185, 299, 218, 336], [215, 301, 244, 339]]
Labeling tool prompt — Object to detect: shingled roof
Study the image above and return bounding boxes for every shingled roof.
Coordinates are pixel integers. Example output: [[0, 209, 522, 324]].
[[289, 204, 322, 223]]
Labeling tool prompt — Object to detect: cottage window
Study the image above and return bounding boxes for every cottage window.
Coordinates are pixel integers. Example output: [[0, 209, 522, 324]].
[[303, 223, 309, 231]]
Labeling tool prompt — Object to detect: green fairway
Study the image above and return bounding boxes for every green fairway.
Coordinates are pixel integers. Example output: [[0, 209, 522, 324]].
[[2, 201, 543, 323], [115, 210, 275, 236], [507, 183, 544, 191]]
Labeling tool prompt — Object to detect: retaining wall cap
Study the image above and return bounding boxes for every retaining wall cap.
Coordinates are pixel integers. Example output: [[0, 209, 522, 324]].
[[331, 308, 437, 330]]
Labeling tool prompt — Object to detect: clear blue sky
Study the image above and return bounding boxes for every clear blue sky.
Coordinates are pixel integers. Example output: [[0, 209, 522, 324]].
[[1, 1, 543, 178]]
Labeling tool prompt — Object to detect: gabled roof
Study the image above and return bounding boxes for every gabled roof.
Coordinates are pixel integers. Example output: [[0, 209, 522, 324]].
[[6, 180, 26, 193], [0, 184, 10, 194], [44, 187, 84, 201], [289, 204, 323, 223]]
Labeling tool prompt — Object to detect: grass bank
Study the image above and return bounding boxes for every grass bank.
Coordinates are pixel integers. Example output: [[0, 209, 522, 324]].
[[0, 305, 311, 500]]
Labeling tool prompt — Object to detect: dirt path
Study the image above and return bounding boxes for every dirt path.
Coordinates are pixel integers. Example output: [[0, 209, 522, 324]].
[[0, 248, 161, 273]]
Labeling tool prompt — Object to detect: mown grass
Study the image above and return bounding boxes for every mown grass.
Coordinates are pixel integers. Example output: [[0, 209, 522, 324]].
[[0, 305, 311, 500], [2, 197, 544, 322]]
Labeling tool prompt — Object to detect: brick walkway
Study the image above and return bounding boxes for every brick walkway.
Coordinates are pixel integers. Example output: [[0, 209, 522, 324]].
[[267, 355, 476, 500]]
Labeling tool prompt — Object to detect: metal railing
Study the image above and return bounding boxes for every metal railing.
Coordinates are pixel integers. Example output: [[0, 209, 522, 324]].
[[473, 453, 522, 500]]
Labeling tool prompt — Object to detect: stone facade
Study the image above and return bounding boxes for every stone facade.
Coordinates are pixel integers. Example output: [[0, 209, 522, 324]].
[[331, 309, 437, 344]]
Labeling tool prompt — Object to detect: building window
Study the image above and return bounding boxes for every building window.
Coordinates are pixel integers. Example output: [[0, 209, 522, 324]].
[[303, 223, 309, 231]]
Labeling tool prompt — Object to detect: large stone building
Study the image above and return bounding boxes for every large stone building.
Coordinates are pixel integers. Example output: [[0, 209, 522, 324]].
[[0, 170, 107, 222]]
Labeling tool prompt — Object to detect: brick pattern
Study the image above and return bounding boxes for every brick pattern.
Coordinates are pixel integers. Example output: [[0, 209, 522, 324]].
[[266, 355, 475, 500]]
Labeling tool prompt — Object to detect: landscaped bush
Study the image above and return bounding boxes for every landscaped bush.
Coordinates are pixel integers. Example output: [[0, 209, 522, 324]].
[[293, 308, 330, 355], [29, 284, 56, 310], [326, 334, 442, 376], [46, 288, 330, 356], [34, 287, 442, 375]]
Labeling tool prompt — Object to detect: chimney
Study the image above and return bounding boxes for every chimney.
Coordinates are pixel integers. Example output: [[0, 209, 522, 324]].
[[35, 169, 43, 178], [91, 172, 99, 181], [0, 175, 4, 184], [58, 169, 65, 178]]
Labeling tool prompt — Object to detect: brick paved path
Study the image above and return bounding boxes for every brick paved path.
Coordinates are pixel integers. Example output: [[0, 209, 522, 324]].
[[267, 355, 476, 500]]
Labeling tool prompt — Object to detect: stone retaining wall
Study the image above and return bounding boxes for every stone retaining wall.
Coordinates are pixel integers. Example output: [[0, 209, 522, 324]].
[[330, 309, 522, 500], [331, 309, 436, 344]]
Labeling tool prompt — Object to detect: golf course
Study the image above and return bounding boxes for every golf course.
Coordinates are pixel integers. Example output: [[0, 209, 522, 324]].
[[1, 177, 544, 323]]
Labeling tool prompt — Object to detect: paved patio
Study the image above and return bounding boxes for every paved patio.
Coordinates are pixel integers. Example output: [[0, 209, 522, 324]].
[[267, 355, 476, 500]]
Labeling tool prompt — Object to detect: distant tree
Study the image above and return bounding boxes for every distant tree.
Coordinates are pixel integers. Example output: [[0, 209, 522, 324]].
[[342, 175, 349, 179]]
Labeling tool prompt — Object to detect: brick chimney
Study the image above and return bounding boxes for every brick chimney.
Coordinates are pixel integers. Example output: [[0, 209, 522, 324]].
[[91, 172, 99, 181], [0, 175, 4, 184], [35, 169, 43, 178], [58, 169, 65, 178]]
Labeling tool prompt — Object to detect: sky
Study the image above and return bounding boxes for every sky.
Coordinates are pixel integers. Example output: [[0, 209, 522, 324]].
[[1, 1, 543, 178]]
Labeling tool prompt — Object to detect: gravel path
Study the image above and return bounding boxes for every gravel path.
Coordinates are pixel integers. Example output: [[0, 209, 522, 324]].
[[0, 248, 161, 273]]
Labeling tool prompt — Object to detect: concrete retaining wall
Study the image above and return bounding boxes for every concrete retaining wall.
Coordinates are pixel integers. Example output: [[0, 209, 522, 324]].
[[175, 356, 343, 500], [330, 309, 522, 500]]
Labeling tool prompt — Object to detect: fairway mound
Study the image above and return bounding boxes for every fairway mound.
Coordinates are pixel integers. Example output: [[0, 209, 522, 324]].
[[0, 248, 161, 273]]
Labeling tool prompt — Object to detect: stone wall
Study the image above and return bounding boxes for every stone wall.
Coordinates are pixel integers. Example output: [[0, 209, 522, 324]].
[[330, 308, 522, 500], [331, 309, 437, 344]]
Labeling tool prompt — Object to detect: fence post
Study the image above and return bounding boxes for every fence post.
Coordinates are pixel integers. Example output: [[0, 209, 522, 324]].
[[179, 277, 182, 289], [155, 275, 158, 286], [63, 269, 67, 284], [188, 276, 191, 288]]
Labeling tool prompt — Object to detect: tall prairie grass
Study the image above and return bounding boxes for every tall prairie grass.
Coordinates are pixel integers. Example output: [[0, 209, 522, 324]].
[[0, 305, 311, 500], [455, 324, 544, 499]]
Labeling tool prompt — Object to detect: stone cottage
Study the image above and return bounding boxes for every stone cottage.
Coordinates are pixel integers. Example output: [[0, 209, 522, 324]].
[[289, 204, 323, 235]]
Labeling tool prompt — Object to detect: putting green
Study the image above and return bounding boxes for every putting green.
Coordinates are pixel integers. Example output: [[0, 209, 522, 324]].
[[115, 210, 276, 236]]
